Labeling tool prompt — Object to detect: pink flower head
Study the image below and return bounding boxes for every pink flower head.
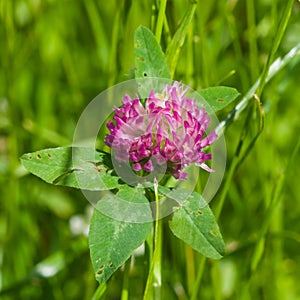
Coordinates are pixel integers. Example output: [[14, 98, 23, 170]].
[[104, 82, 217, 180]]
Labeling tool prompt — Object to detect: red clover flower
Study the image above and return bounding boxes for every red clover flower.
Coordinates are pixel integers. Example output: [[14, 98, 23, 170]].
[[105, 82, 217, 180]]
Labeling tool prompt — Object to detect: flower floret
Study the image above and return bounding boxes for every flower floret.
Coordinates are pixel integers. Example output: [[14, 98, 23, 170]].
[[104, 82, 217, 180]]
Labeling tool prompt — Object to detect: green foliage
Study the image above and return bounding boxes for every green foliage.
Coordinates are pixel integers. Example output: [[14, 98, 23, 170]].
[[20, 147, 120, 190], [20, 23, 232, 288], [169, 191, 225, 259], [134, 25, 171, 97], [166, 3, 197, 77], [198, 86, 240, 112], [89, 186, 152, 284], [1, 0, 300, 299], [134, 26, 170, 80]]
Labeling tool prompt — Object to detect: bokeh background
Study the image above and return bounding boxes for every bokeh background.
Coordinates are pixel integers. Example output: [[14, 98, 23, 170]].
[[1, 0, 300, 299]]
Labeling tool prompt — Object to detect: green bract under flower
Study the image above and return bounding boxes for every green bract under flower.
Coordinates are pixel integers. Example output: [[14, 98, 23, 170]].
[[105, 82, 217, 180]]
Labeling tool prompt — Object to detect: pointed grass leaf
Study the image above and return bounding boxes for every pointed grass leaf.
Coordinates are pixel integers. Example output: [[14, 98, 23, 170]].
[[198, 86, 240, 112], [169, 191, 225, 259], [89, 185, 152, 284], [134, 26, 171, 97], [166, 3, 197, 77], [20, 147, 120, 190]]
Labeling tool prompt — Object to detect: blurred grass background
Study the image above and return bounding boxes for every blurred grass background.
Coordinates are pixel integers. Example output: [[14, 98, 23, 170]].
[[1, 0, 300, 299]]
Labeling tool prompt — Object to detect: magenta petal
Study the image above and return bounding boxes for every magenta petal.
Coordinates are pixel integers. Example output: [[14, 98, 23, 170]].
[[129, 152, 139, 162], [199, 163, 215, 172], [173, 171, 188, 180], [133, 163, 142, 171], [144, 160, 154, 172], [170, 151, 182, 162], [106, 120, 115, 131]]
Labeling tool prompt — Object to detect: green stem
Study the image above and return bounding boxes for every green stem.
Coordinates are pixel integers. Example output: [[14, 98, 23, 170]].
[[84, 0, 109, 71], [185, 244, 195, 296], [216, 41, 300, 137], [256, 0, 294, 97], [91, 283, 107, 300], [155, 0, 168, 44], [216, 97, 264, 219], [250, 173, 284, 272], [246, 0, 259, 81], [250, 135, 300, 273], [190, 141, 240, 299], [190, 255, 206, 300], [190, 38, 300, 300], [191, 99, 263, 299], [225, 3, 248, 91], [166, 3, 197, 78], [143, 179, 162, 300], [121, 258, 131, 300], [151, 0, 157, 33]]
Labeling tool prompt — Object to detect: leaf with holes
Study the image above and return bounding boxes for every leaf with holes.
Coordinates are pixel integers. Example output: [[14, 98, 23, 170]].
[[134, 26, 171, 97], [198, 86, 240, 112], [134, 26, 170, 79], [89, 185, 152, 284], [169, 191, 225, 259], [20, 147, 120, 190]]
